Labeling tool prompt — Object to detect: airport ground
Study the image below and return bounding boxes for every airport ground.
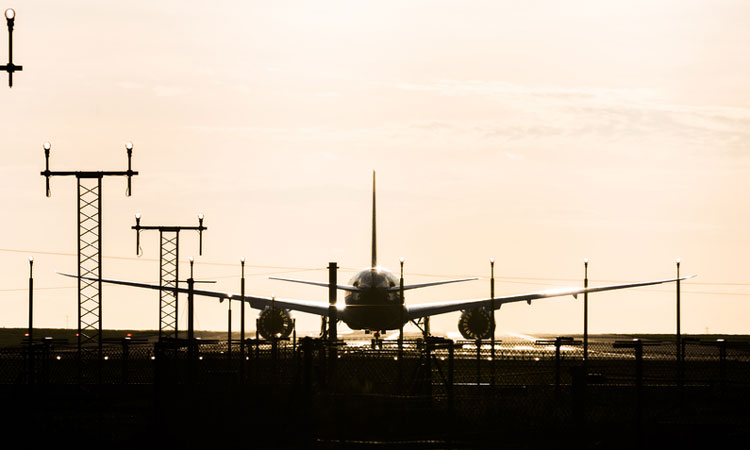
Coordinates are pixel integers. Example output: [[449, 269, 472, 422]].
[[1, 329, 749, 448]]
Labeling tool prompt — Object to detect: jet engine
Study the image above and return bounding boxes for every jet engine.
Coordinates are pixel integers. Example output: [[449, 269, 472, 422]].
[[458, 308, 494, 340], [257, 306, 294, 340]]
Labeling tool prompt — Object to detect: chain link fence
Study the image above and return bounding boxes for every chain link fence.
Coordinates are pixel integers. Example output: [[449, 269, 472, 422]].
[[2, 335, 749, 446]]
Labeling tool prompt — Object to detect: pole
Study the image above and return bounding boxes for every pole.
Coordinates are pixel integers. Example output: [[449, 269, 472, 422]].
[[328, 262, 338, 377], [97, 176, 103, 366], [227, 298, 232, 361], [676, 258, 682, 388], [28, 257, 33, 343], [399, 258, 405, 381], [490, 257, 495, 386], [328, 262, 338, 341], [583, 258, 589, 362], [476, 338, 481, 386], [188, 258, 195, 350], [675, 258, 681, 362], [3, 9, 23, 87], [28, 256, 34, 384], [240, 258, 246, 381], [555, 337, 562, 394]]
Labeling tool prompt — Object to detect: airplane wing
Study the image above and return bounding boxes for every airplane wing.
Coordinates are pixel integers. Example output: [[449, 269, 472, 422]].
[[269, 276, 363, 292], [405, 275, 696, 320], [387, 278, 478, 292], [57, 272, 331, 317]]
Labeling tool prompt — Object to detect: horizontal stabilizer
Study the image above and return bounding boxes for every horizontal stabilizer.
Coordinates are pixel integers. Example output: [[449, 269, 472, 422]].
[[387, 277, 478, 292], [269, 276, 364, 292]]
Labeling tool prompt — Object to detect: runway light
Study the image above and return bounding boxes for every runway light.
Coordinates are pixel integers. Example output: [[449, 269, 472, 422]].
[[125, 141, 133, 151], [199, 356, 203, 360], [126, 333, 132, 337], [104, 356, 109, 361], [5, 8, 15, 19], [534, 357, 540, 361], [150, 356, 155, 360], [43, 141, 51, 151], [24, 333, 29, 337], [56, 356, 61, 361]]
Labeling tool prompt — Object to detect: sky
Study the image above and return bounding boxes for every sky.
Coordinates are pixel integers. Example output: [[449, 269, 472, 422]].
[[1, 0, 750, 336]]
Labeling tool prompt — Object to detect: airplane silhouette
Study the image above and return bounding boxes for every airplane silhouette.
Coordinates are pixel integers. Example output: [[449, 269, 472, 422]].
[[61, 171, 693, 340]]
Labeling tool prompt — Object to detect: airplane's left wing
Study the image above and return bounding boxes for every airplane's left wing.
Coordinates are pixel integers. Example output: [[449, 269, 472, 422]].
[[57, 272, 331, 317], [405, 275, 695, 320]]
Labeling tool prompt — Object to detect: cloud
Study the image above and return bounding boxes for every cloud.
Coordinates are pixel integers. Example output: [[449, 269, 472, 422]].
[[153, 85, 187, 97], [397, 80, 750, 151], [117, 81, 144, 90]]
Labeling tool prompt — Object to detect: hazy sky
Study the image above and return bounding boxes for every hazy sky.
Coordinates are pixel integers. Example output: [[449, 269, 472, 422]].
[[2, 1, 750, 335]]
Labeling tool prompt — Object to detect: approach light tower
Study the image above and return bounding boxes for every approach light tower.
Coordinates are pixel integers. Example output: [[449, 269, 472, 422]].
[[1, 8, 22, 87], [41, 141, 138, 362], [132, 213, 207, 340]]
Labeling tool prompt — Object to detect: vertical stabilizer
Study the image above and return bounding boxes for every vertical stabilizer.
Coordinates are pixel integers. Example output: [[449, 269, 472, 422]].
[[371, 170, 377, 268]]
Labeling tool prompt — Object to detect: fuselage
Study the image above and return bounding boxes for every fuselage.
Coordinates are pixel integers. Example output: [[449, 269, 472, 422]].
[[342, 266, 405, 331]]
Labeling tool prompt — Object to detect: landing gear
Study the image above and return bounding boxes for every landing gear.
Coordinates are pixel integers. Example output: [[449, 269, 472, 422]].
[[371, 330, 384, 350]]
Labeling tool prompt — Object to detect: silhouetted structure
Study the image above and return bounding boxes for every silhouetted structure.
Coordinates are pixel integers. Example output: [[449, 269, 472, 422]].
[[1, 8, 22, 87], [132, 214, 207, 339], [40, 141, 138, 372]]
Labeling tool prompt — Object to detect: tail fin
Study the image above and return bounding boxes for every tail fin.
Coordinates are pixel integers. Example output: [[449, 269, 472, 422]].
[[371, 170, 377, 268]]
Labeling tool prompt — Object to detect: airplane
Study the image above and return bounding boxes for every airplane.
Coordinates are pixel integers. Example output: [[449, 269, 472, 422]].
[[60, 171, 694, 342]]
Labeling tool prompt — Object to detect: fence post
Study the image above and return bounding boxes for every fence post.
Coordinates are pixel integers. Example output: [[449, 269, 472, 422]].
[[272, 337, 278, 388], [302, 338, 312, 396], [718, 339, 726, 392], [448, 340, 454, 419], [635, 340, 644, 446], [26, 341, 34, 385], [476, 338, 481, 386], [122, 337, 130, 384], [613, 338, 654, 446]]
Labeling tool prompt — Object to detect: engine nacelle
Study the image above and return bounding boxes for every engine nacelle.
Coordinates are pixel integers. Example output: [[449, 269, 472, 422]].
[[458, 308, 494, 340], [257, 307, 294, 340]]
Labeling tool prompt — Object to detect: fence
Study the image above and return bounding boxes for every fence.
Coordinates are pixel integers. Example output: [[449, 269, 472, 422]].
[[2, 335, 749, 446]]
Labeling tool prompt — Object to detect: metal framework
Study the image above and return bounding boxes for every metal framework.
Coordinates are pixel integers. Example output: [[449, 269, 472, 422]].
[[133, 215, 206, 340], [160, 232, 179, 338], [41, 141, 137, 363], [78, 177, 103, 356]]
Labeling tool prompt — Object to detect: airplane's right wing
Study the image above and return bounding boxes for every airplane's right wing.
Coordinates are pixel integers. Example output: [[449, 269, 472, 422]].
[[405, 275, 695, 320], [57, 272, 332, 317]]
